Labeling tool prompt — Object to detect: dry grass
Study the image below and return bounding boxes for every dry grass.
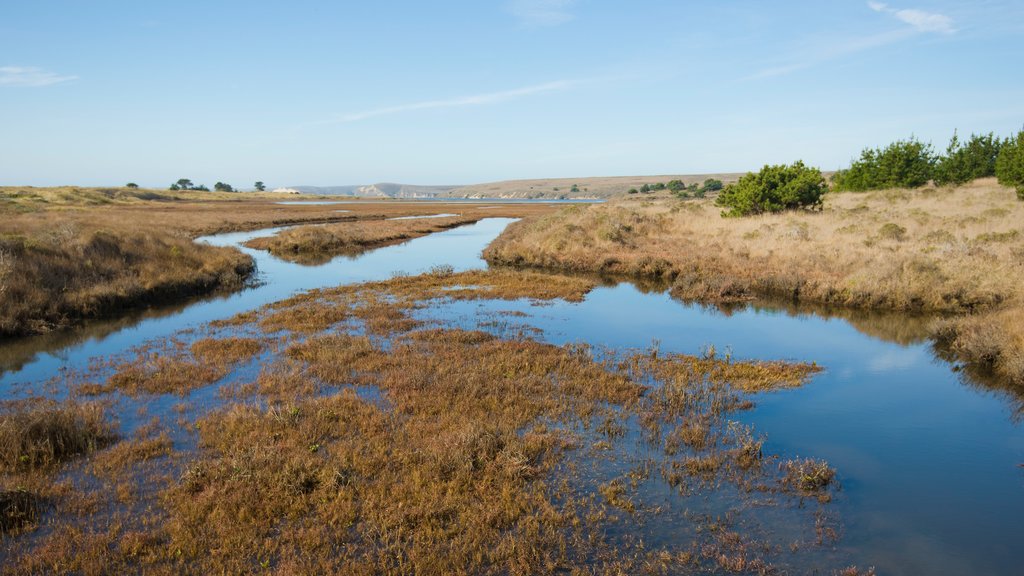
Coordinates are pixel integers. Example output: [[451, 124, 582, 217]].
[[243, 215, 485, 263], [0, 400, 117, 473], [1, 186, 560, 337], [0, 269, 847, 573], [485, 178, 1024, 384]]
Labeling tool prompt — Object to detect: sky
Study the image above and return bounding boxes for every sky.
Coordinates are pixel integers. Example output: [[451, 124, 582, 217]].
[[2, 0, 1023, 188]]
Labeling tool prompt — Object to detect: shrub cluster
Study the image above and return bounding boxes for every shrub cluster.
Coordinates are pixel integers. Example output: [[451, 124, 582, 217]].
[[935, 131, 1003, 186], [832, 137, 936, 191], [996, 129, 1024, 199], [834, 129, 1020, 193], [716, 161, 826, 217]]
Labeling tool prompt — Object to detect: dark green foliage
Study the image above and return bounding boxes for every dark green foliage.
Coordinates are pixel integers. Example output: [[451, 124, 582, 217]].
[[570, 184, 580, 193], [125, 182, 139, 189], [254, 181, 266, 192], [833, 137, 936, 191], [935, 131, 1003, 186], [716, 161, 826, 217], [639, 184, 651, 194], [214, 182, 235, 192], [996, 129, 1024, 200], [627, 188, 638, 195], [667, 180, 685, 193], [170, 178, 208, 192], [702, 178, 724, 192]]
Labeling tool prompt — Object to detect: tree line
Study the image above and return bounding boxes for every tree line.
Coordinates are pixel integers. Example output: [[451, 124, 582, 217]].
[[714, 127, 1024, 217]]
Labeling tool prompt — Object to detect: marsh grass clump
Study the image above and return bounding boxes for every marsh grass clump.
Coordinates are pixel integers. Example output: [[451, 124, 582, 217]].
[[782, 458, 837, 501], [0, 400, 116, 472], [0, 228, 253, 337], [0, 489, 43, 535], [243, 215, 483, 263]]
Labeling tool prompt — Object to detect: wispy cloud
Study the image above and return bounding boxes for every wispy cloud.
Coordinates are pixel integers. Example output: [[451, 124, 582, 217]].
[[317, 80, 578, 125], [0, 66, 77, 87], [747, 28, 914, 79], [868, 1, 956, 34], [507, 0, 576, 27], [748, 2, 956, 79]]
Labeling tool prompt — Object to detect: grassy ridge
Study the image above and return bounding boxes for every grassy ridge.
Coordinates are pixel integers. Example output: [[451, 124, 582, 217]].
[[0, 227, 253, 337], [484, 178, 1024, 385]]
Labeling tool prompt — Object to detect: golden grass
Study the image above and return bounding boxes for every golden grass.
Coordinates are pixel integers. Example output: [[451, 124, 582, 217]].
[[1, 187, 563, 337], [485, 178, 1024, 384], [0, 269, 849, 573], [0, 400, 116, 473], [243, 215, 484, 263]]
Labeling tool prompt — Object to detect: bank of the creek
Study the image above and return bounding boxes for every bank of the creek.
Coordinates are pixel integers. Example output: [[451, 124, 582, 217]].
[[2, 217, 1022, 574]]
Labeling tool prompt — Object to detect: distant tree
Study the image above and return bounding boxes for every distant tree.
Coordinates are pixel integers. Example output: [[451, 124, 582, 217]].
[[651, 182, 666, 191], [254, 181, 266, 192], [125, 182, 139, 189], [176, 178, 194, 190], [570, 184, 580, 193], [716, 161, 826, 217], [214, 181, 234, 192], [639, 184, 652, 194], [194, 184, 210, 192], [627, 188, 639, 195], [667, 180, 685, 193], [935, 130, 1003, 186], [833, 137, 936, 191], [996, 129, 1024, 200], [169, 183, 181, 191]]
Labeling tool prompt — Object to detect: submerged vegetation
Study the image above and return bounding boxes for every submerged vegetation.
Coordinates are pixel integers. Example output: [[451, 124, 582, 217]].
[[0, 267, 869, 573]]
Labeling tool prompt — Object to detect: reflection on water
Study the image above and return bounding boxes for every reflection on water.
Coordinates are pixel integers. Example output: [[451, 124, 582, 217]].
[[0, 218, 1022, 575]]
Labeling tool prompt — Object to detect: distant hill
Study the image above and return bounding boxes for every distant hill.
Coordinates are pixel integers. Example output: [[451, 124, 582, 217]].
[[289, 183, 458, 198], [287, 173, 745, 200]]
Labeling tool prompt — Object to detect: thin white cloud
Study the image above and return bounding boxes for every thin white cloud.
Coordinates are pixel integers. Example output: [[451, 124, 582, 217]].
[[869, 2, 957, 34], [0, 66, 77, 87], [748, 3, 955, 79], [319, 80, 577, 125], [507, 0, 576, 27], [747, 28, 914, 79]]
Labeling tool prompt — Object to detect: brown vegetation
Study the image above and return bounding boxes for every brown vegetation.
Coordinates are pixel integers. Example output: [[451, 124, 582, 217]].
[[243, 215, 485, 263], [1, 186, 560, 337], [0, 269, 858, 573], [484, 178, 1024, 384], [0, 400, 116, 472]]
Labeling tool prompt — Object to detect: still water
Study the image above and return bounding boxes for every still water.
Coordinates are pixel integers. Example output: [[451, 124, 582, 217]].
[[2, 218, 1022, 574]]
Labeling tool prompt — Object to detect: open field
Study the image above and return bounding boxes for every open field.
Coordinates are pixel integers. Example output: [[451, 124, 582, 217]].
[[0, 268, 871, 574], [484, 178, 1024, 385], [0, 187, 560, 337]]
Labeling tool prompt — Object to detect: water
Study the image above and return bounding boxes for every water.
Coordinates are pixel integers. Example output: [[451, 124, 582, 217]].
[[1, 218, 1022, 574]]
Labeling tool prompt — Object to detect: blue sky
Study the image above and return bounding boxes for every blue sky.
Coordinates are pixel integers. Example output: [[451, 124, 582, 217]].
[[2, 0, 1022, 188]]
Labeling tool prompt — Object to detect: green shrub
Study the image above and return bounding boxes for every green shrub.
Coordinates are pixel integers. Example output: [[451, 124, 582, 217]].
[[833, 137, 936, 191], [716, 161, 826, 217], [702, 178, 724, 192], [996, 129, 1024, 200], [935, 131, 1002, 186]]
